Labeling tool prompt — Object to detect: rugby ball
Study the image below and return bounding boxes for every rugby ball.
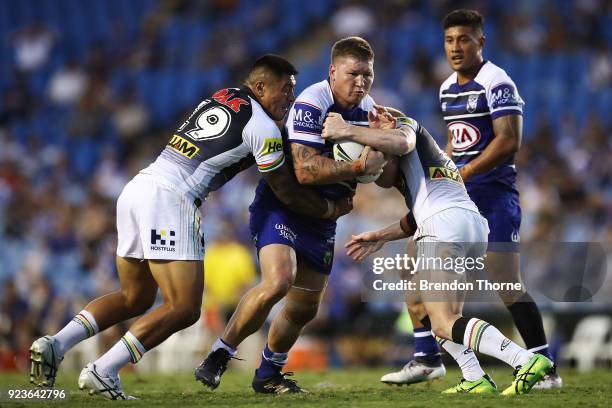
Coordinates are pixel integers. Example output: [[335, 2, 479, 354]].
[[333, 141, 380, 183]]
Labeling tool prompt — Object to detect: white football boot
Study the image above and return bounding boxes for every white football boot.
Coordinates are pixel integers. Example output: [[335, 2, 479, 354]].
[[30, 336, 64, 387], [532, 368, 563, 390], [78, 363, 136, 400], [381, 360, 446, 385]]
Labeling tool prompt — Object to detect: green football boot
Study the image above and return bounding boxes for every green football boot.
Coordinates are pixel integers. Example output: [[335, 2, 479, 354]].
[[501, 354, 554, 396], [442, 373, 497, 394]]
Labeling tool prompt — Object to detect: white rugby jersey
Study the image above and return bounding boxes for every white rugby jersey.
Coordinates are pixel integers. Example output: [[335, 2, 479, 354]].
[[142, 87, 285, 202], [440, 61, 524, 187], [284, 79, 375, 199], [397, 122, 480, 225]]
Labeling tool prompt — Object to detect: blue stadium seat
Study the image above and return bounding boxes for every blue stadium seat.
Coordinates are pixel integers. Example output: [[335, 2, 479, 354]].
[[68, 137, 101, 177], [595, 89, 611, 124]]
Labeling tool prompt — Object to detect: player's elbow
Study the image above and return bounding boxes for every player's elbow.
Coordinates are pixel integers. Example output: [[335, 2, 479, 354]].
[[509, 138, 520, 154], [396, 127, 416, 155], [395, 138, 412, 155], [500, 138, 520, 157], [496, 132, 520, 155]]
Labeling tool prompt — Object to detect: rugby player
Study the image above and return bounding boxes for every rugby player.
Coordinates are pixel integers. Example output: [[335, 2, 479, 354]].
[[29, 55, 353, 400], [379, 9, 561, 391], [323, 105, 553, 395], [195, 37, 387, 394]]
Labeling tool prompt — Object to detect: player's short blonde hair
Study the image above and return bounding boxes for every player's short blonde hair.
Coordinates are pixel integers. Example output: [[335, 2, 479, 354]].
[[331, 36, 374, 63]]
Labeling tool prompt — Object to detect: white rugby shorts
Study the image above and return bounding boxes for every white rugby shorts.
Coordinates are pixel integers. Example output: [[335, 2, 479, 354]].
[[116, 173, 204, 260], [414, 207, 489, 274]]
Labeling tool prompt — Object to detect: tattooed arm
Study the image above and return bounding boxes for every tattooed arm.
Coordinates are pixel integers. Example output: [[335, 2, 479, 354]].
[[291, 142, 386, 185]]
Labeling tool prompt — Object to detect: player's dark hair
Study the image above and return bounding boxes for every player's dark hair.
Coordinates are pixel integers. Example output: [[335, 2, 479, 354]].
[[443, 9, 484, 34], [249, 54, 298, 79], [331, 36, 374, 62]]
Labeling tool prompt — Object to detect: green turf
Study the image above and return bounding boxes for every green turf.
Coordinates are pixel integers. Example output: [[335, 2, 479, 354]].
[[1, 367, 611, 407]]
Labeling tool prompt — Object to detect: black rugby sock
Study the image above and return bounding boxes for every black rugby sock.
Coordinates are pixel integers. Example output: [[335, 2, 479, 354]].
[[507, 292, 552, 359]]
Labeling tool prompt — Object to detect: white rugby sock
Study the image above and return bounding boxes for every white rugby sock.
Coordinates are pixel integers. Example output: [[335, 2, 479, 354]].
[[53, 310, 99, 355], [212, 337, 237, 356], [438, 337, 485, 381], [461, 318, 532, 368], [94, 331, 146, 377]]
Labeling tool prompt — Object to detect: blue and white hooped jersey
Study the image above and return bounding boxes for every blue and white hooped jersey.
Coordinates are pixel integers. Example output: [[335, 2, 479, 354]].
[[286, 79, 376, 199], [440, 61, 524, 188]]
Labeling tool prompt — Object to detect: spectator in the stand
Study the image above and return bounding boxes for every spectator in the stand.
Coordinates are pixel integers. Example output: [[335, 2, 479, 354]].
[[587, 43, 612, 90], [93, 147, 130, 200], [67, 81, 110, 139], [47, 60, 88, 106], [501, 12, 545, 55], [10, 22, 56, 72], [330, 0, 375, 37], [0, 71, 35, 126], [111, 87, 150, 158]]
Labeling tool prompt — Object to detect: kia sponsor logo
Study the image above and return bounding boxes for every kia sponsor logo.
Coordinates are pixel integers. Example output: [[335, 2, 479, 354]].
[[449, 121, 481, 151]]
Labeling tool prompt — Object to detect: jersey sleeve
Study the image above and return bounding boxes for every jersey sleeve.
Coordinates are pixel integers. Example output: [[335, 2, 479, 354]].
[[243, 113, 285, 173], [486, 72, 524, 120], [286, 91, 326, 147]]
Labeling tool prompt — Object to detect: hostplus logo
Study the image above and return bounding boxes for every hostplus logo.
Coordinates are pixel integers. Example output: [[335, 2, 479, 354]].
[[151, 229, 176, 252]]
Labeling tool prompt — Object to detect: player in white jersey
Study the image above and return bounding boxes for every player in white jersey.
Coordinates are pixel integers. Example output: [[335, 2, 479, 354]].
[[28, 55, 353, 400], [323, 106, 553, 395], [195, 37, 387, 394]]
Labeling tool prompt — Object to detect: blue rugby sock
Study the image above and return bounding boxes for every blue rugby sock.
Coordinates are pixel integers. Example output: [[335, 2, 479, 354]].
[[414, 327, 442, 366], [255, 344, 288, 379]]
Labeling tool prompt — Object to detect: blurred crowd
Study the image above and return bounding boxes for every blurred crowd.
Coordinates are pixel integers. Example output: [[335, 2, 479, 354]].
[[1, 0, 611, 371]]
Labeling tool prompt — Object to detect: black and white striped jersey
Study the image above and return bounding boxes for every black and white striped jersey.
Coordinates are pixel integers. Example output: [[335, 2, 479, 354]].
[[397, 121, 479, 225], [141, 87, 285, 202]]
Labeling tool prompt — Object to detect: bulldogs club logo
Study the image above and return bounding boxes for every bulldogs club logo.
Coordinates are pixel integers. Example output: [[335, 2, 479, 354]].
[[467, 94, 479, 113]]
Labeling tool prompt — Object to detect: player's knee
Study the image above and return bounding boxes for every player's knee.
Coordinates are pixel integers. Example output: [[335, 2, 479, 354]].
[[261, 275, 292, 303], [168, 303, 201, 328], [166, 301, 201, 329], [407, 302, 427, 321], [121, 289, 155, 316], [284, 301, 319, 326]]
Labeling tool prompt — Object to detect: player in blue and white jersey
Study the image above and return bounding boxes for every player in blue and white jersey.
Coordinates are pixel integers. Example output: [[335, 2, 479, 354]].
[[381, 9, 561, 391], [29, 55, 352, 400], [195, 37, 387, 394]]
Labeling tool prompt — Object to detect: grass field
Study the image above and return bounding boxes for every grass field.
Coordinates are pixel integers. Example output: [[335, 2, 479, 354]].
[[1, 367, 611, 407]]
